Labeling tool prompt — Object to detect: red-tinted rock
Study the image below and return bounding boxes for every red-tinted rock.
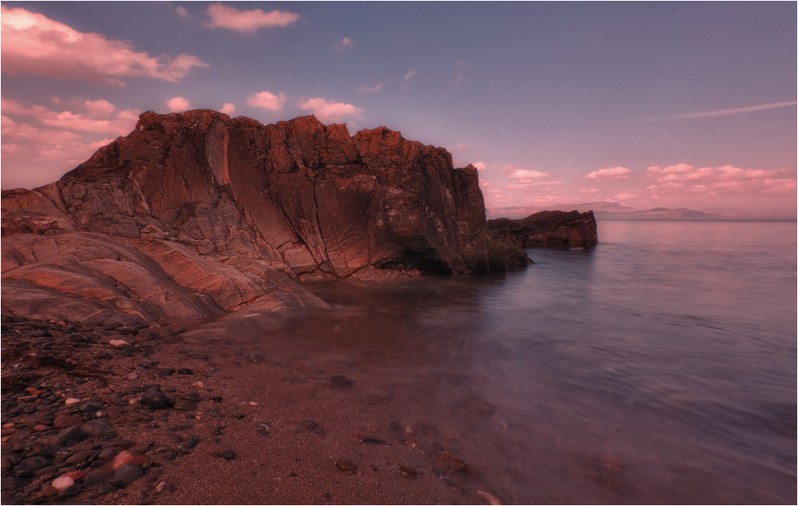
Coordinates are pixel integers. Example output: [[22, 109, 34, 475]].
[[488, 210, 598, 250], [2, 110, 529, 326]]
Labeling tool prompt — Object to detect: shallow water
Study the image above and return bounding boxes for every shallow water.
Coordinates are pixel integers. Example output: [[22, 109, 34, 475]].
[[215, 220, 797, 503]]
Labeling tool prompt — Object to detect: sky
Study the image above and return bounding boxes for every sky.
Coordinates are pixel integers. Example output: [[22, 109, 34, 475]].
[[2, 2, 796, 217]]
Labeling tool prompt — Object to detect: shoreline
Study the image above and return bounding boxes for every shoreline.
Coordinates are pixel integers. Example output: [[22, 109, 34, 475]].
[[1, 314, 497, 504]]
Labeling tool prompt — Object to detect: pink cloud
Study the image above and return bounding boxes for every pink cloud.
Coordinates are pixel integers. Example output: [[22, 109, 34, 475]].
[[508, 168, 549, 179], [175, 6, 189, 18], [246, 91, 286, 111], [84, 99, 115, 117], [336, 37, 354, 52], [358, 83, 383, 94], [472, 161, 487, 171], [166, 96, 191, 112], [586, 166, 631, 180], [2, 98, 137, 135], [296, 97, 364, 122], [670, 100, 796, 120], [206, 3, 299, 33], [2, 98, 140, 189], [220, 103, 236, 115], [1, 6, 208, 86]]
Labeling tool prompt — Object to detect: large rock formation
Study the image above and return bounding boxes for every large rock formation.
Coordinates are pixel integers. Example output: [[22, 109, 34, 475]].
[[487, 210, 598, 250], [2, 110, 528, 326]]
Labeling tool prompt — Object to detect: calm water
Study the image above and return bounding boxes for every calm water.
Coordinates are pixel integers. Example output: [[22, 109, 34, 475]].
[[217, 220, 797, 503]]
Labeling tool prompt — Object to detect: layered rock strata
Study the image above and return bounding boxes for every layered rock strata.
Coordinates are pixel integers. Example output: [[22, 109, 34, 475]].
[[487, 210, 598, 250], [2, 110, 528, 326]]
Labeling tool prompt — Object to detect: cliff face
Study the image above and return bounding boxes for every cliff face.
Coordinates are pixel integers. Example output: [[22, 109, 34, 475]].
[[487, 210, 598, 250], [2, 110, 528, 326]]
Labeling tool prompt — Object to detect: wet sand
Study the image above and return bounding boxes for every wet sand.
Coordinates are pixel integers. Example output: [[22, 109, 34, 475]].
[[1, 315, 496, 504]]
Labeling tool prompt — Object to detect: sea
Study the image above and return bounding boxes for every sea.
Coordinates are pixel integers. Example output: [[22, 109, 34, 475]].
[[220, 220, 798, 503]]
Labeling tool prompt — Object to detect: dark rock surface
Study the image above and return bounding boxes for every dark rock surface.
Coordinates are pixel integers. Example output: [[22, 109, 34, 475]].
[[2, 110, 528, 326], [487, 210, 598, 250]]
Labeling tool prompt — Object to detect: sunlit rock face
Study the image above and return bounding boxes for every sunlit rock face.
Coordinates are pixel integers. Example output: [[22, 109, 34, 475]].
[[487, 210, 598, 250], [2, 110, 528, 325]]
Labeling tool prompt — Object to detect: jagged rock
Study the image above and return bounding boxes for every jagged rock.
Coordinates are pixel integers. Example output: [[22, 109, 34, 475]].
[[2, 110, 529, 326], [487, 210, 598, 250]]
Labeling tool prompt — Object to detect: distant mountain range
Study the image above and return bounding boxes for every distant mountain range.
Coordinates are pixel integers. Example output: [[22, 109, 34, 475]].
[[487, 202, 796, 221]]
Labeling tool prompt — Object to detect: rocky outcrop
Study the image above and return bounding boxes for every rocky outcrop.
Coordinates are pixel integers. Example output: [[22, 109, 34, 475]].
[[487, 210, 598, 250], [2, 110, 528, 326]]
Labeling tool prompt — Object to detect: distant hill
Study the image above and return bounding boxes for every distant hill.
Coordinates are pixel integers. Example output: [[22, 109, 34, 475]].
[[487, 202, 795, 221]]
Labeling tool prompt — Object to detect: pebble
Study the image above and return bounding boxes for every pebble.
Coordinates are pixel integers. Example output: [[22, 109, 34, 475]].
[[113, 464, 144, 488], [54, 424, 88, 448], [155, 480, 176, 494], [127, 373, 140, 380], [53, 414, 82, 429], [335, 458, 358, 473], [64, 398, 81, 405], [399, 464, 417, 477], [139, 385, 173, 409], [65, 451, 95, 465], [218, 449, 236, 461], [84, 466, 115, 487], [330, 375, 354, 389], [51, 475, 75, 490], [183, 391, 202, 402], [14, 455, 51, 474], [109, 339, 130, 347]]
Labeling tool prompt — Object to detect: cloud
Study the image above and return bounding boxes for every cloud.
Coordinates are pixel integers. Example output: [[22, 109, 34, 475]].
[[640, 162, 797, 212], [509, 169, 549, 180], [403, 69, 417, 81], [358, 83, 383, 94], [1, 98, 140, 189], [84, 99, 115, 117], [166, 96, 191, 112], [670, 101, 797, 120], [175, 6, 188, 18], [647, 163, 692, 174], [206, 3, 299, 33], [628, 101, 797, 123], [246, 90, 286, 111], [586, 166, 631, 180], [611, 192, 638, 201], [296, 97, 364, 123], [220, 102, 236, 115], [335, 37, 354, 52], [2, 98, 138, 135], [473, 161, 487, 171], [1, 6, 208, 87]]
